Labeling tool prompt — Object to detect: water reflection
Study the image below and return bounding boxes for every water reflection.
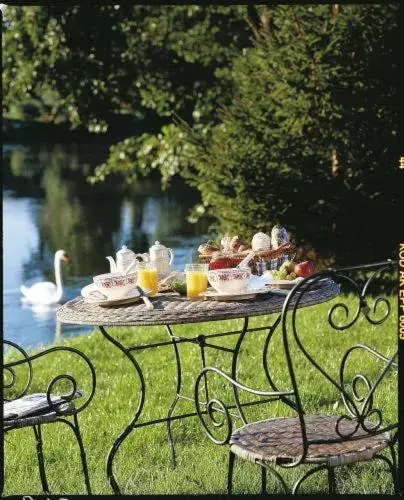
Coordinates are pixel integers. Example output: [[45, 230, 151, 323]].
[[3, 142, 211, 348], [38, 161, 122, 277]]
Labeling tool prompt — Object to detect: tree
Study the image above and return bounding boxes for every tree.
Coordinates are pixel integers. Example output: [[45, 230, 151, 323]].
[[176, 4, 400, 263], [3, 4, 254, 184], [3, 5, 252, 129]]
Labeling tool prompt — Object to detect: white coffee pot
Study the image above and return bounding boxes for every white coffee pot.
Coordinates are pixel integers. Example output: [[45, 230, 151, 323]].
[[148, 241, 174, 279], [106, 245, 150, 274]]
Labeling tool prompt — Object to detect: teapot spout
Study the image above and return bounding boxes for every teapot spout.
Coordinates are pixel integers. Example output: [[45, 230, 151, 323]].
[[106, 256, 117, 272]]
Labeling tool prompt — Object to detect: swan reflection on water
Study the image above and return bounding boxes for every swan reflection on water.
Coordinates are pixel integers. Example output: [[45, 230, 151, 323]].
[[20, 301, 63, 341], [21, 299, 59, 318]]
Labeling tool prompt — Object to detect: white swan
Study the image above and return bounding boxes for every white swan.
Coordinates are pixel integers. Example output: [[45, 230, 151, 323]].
[[20, 249, 70, 305]]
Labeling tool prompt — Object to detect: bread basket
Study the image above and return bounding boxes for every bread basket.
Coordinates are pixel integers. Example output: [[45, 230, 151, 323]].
[[199, 243, 296, 274]]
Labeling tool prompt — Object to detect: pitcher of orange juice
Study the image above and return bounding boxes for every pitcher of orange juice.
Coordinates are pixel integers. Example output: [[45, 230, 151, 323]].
[[137, 262, 159, 296], [185, 263, 209, 299]]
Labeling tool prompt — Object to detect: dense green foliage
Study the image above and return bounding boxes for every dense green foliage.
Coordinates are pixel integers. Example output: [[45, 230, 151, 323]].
[[4, 296, 397, 494], [181, 5, 400, 262], [3, 5, 400, 262], [3, 5, 251, 128]]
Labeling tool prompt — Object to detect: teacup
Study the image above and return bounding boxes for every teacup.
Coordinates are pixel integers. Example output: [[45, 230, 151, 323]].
[[207, 268, 251, 295], [93, 271, 138, 300]]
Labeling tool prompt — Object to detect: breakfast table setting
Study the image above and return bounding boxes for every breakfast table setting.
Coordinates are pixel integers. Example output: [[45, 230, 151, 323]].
[[56, 226, 341, 494]]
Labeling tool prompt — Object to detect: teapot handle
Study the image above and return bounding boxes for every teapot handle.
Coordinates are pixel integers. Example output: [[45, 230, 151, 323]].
[[106, 256, 117, 272], [123, 254, 150, 274], [136, 253, 150, 263], [167, 248, 174, 266]]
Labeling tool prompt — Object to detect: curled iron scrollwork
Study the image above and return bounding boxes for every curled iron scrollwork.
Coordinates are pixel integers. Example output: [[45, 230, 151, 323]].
[[46, 373, 78, 414], [280, 261, 397, 458], [194, 366, 294, 446], [360, 265, 391, 324], [4, 342, 96, 416], [327, 273, 362, 330], [338, 343, 398, 438], [3, 340, 33, 402], [327, 261, 394, 330], [203, 397, 233, 445]]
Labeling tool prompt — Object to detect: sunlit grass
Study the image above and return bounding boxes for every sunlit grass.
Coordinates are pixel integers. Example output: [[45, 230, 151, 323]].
[[4, 295, 397, 495]]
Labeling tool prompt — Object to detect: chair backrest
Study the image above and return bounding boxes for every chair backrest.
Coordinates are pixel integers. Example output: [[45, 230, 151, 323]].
[[3, 339, 96, 415], [3, 340, 33, 402], [280, 260, 397, 465]]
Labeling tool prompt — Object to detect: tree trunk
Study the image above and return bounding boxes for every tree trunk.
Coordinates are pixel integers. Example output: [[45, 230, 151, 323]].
[[331, 149, 339, 177], [331, 4, 340, 23]]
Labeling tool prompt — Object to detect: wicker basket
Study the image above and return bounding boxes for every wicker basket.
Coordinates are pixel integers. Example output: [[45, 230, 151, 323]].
[[199, 243, 297, 274]]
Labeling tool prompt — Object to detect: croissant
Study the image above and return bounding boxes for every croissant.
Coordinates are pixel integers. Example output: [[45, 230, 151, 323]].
[[198, 241, 220, 256]]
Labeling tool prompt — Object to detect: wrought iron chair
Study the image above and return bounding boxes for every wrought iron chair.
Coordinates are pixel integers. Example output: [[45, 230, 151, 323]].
[[3, 341, 96, 494], [194, 260, 398, 494]]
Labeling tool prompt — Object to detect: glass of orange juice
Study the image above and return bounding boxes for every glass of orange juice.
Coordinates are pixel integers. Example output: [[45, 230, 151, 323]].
[[137, 262, 159, 296], [185, 263, 209, 299]]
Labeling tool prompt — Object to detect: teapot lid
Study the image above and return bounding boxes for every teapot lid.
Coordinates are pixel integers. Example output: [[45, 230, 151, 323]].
[[116, 244, 134, 255], [149, 240, 166, 251]]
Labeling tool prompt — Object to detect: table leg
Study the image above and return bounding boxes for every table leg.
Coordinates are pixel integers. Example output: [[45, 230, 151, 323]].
[[99, 317, 287, 493], [165, 325, 182, 468], [99, 326, 146, 495], [231, 317, 249, 424]]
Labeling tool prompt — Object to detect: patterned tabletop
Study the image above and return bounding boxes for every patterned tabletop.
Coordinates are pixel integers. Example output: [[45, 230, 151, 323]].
[[56, 281, 340, 327]]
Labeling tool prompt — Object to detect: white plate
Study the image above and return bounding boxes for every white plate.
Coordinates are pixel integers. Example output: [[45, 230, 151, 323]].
[[81, 283, 106, 301], [268, 288, 290, 296], [266, 277, 304, 289], [200, 287, 270, 301], [81, 283, 141, 307], [267, 277, 332, 291]]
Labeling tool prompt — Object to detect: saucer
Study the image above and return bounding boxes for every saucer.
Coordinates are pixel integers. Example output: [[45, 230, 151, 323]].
[[266, 278, 304, 290], [81, 283, 106, 301], [199, 287, 270, 302], [81, 283, 141, 307]]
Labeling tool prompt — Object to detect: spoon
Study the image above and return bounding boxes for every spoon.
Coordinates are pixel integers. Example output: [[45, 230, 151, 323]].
[[236, 250, 256, 269]]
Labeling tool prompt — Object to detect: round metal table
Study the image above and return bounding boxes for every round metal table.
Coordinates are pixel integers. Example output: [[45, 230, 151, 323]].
[[57, 281, 340, 494]]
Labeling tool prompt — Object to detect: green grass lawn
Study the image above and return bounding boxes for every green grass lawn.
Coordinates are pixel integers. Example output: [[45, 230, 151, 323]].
[[4, 294, 397, 495]]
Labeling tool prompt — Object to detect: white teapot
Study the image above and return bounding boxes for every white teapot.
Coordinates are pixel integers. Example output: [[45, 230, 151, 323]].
[[149, 241, 174, 279], [106, 245, 150, 274]]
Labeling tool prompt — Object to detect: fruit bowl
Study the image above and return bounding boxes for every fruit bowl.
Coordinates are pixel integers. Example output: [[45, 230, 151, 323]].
[[207, 268, 251, 295]]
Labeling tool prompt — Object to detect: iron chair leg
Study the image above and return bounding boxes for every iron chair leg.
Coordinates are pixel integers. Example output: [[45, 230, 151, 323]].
[[292, 464, 328, 494], [57, 415, 92, 494], [388, 443, 399, 494], [74, 415, 91, 495], [73, 414, 92, 495], [33, 425, 50, 494], [374, 452, 399, 495], [327, 466, 336, 495], [228, 451, 235, 494], [261, 465, 267, 494]]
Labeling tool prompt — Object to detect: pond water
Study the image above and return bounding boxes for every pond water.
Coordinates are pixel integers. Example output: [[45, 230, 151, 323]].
[[3, 142, 211, 349]]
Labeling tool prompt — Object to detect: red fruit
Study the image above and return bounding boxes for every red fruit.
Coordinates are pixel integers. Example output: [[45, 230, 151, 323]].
[[209, 257, 240, 270], [294, 261, 316, 278]]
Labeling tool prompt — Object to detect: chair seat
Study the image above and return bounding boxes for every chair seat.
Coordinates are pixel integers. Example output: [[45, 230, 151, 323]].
[[230, 415, 393, 467], [4, 391, 83, 429]]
